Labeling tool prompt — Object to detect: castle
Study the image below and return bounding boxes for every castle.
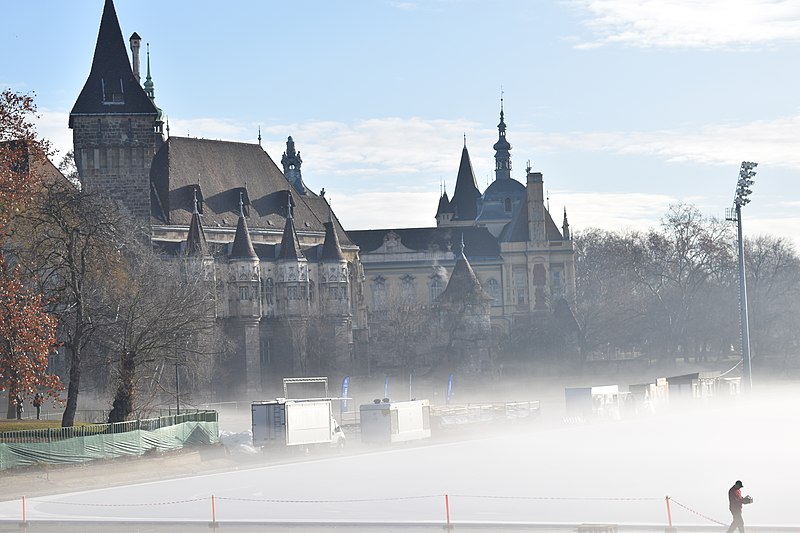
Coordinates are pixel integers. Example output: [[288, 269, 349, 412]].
[[70, 0, 577, 396]]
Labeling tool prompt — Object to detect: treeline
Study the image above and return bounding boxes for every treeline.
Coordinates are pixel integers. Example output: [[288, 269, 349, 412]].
[[1, 90, 217, 426], [573, 204, 800, 368]]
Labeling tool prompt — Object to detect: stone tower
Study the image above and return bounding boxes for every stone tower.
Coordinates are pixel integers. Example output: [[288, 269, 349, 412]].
[[227, 195, 263, 395], [69, 0, 162, 222]]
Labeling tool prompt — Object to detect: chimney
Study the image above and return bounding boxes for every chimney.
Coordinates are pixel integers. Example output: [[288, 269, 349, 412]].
[[129, 32, 142, 83]]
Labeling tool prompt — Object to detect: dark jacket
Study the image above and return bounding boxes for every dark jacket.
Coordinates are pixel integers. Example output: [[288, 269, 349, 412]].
[[729, 485, 743, 512]]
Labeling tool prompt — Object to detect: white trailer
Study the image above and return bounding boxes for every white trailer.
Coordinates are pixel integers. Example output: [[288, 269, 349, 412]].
[[251, 398, 345, 450], [359, 399, 432, 445]]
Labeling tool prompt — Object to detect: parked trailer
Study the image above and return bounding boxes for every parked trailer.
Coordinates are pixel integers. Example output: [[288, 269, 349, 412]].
[[251, 399, 345, 451], [359, 400, 432, 445]]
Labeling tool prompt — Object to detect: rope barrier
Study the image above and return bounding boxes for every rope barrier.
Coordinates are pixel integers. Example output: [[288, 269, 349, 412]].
[[216, 494, 441, 504], [451, 494, 661, 502], [28, 497, 209, 507], [669, 498, 727, 526]]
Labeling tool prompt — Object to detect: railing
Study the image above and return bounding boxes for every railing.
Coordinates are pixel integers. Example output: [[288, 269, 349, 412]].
[[0, 410, 218, 444], [430, 401, 540, 427]]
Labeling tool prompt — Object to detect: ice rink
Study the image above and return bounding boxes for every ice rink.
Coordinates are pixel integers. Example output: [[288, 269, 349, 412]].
[[1, 389, 798, 531]]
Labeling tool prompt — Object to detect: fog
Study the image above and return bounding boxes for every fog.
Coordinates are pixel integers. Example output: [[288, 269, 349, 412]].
[[2, 378, 798, 531]]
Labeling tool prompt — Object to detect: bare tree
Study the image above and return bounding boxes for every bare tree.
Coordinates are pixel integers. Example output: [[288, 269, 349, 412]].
[[17, 179, 125, 427], [104, 244, 217, 422]]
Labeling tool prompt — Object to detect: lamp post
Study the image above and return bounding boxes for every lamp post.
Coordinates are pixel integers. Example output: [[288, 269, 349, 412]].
[[175, 361, 181, 415], [727, 161, 757, 392]]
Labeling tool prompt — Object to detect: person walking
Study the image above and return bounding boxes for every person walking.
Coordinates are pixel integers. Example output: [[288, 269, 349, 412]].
[[727, 480, 752, 533]]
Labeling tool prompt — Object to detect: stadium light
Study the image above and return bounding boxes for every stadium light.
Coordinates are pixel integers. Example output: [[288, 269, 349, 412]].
[[727, 161, 757, 392]]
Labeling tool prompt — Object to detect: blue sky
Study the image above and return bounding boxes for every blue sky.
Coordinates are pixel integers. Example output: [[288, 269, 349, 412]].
[[2, 0, 799, 245]]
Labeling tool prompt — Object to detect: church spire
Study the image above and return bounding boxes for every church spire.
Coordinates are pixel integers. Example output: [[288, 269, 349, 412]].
[[562, 207, 571, 241], [493, 95, 512, 181]]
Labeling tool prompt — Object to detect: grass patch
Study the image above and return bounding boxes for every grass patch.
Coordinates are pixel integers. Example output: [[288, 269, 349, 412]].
[[0, 419, 93, 431]]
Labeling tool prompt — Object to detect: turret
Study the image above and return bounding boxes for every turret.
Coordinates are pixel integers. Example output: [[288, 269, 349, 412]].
[[281, 136, 307, 194], [276, 192, 310, 318], [448, 141, 481, 222], [69, 0, 159, 221], [228, 193, 261, 319], [319, 208, 350, 318]]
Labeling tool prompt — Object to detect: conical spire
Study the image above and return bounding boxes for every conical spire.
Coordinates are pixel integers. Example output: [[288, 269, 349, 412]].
[[321, 206, 346, 262], [437, 234, 492, 305], [450, 144, 481, 220], [143, 43, 164, 127], [230, 193, 257, 259], [70, 0, 157, 125], [186, 191, 208, 256], [278, 192, 304, 260]]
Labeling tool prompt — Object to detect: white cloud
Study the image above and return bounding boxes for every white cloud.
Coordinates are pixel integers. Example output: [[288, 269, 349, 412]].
[[35, 108, 71, 160], [516, 114, 800, 170], [567, 0, 800, 49]]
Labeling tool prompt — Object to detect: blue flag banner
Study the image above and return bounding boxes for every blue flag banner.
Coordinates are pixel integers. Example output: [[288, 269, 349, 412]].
[[384, 375, 389, 400], [341, 375, 350, 412], [446, 373, 454, 405]]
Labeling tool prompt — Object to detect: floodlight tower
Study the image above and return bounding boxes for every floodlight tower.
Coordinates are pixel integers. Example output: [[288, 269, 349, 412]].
[[726, 161, 757, 392]]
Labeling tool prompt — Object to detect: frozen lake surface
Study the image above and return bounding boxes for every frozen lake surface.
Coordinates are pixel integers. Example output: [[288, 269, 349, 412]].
[[0, 389, 797, 531]]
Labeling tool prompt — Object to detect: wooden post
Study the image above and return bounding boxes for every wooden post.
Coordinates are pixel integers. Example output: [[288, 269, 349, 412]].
[[665, 495, 677, 532], [209, 494, 218, 529], [445, 493, 451, 530]]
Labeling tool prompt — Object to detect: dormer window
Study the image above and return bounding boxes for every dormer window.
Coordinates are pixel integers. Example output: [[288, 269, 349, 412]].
[[101, 78, 125, 105]]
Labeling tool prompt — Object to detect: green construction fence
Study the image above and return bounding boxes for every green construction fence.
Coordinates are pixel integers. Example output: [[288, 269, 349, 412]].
[[0, 410, 219, 471]]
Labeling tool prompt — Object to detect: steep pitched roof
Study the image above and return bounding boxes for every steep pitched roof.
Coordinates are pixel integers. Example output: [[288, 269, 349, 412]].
[[437, 246, 492, 306], [70, 0, 158, 125], [149, 137, 353, 247], [185, 206, 208, 257], [435, 191, 453, 217], [347, 226, 500, 258], [449, 146, 481, 221], [321, 221, 346, 261], [278, 208, 304, 260], [499, 202, 564, 243], [230, 211, 257, 259]]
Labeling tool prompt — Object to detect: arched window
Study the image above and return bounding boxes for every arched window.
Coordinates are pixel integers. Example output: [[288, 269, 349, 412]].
[[504, 197, 512, 212]]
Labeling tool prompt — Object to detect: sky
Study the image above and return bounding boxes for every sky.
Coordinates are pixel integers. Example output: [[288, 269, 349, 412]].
[[2, 0, 799, 246]]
